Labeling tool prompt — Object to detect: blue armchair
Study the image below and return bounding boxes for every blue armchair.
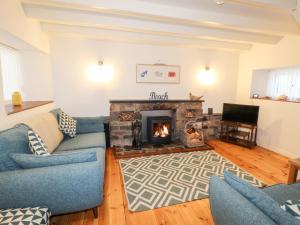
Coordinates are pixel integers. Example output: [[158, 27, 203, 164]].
[[209, 174, 300, 225], [0, 111, 107, 217]]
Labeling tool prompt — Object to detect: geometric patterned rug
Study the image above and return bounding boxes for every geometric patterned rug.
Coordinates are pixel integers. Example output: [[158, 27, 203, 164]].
[[119, 150, 264, 212]]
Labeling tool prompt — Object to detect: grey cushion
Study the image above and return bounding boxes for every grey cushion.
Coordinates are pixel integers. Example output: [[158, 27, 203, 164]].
[[224, 171, 299, 225], [290, 183, 300, 191], [55, 147, 106, 178], [55, 148, 104, 165], [56, 132, 106, 152], [75, 117, 106, 134], [9, 151, 97, 169], [50, 108, 62, 121], [263, 184, 300, 205]]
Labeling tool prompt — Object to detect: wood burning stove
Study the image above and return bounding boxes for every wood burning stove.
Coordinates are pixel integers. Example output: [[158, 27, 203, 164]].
[[147, 116, 172, 145]]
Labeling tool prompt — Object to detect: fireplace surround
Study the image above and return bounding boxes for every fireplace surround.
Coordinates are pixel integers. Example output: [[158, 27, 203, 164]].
[[109, 99, 222, 158], [109, 99, 205, 147]]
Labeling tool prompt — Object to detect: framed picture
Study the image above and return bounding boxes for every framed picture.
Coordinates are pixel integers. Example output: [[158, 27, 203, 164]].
[[136, 64, 180, 84]]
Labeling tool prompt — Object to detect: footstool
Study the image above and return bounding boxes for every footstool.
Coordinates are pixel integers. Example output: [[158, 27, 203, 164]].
[[0, 207, 50, 225], [288, 158, 300, 184]]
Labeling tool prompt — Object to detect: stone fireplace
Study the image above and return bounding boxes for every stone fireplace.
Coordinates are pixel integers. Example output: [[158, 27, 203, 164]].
[[109, 99, 205, 148]]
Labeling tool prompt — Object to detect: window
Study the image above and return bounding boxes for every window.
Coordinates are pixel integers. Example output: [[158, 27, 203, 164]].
[[251, 67, 300, 102], [0, 45, 23, 101], [267, 68, 300, 100]]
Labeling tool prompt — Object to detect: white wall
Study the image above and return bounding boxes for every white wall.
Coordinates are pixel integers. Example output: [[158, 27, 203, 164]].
[[0, 0, 54, 130], [49, 37, 240, 117], [0, 49, 55, 129], [250, 69, 270, 97], [21, 51, 54, 101], [0, 0, 49, 53], [0, 103, 56, 131], [237, 36, 300, 158]]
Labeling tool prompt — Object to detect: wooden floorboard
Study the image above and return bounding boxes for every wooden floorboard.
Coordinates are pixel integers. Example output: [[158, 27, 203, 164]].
[[51, 140, 290, 225]]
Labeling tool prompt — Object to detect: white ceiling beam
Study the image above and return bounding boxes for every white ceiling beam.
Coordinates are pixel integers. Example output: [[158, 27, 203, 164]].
[[21, 0, 300, 36], [42, 23, 252, 51], [226, 0, 297, 10], [0, 28, 40, 52], [40, 20, 282, 45], [22, 2, 283, 45]]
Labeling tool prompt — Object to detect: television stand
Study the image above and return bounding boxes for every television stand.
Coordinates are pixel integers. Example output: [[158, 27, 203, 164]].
[[220, 121, 257, 148]]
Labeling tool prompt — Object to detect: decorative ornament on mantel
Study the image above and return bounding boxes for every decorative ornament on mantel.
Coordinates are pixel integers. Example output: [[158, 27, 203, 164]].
[[12, 91, 23, 106], [149, 92, 168, 100], [189, 93, 203, 101]]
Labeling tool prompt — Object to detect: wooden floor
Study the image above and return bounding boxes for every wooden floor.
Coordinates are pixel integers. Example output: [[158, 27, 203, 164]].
[[51, 140, 290, 225]]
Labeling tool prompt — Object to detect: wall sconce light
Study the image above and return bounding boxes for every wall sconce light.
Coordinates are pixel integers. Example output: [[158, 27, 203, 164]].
[[87, 60, 113, 84], [98, 60, 103, 66], [197, 66, 216, 86]]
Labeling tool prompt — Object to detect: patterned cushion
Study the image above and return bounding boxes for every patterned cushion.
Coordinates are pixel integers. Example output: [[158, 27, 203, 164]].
[[28, 130, 50, 156], [281, 200, 300, 219], [0, 207, 50, 225], [59, 111, 77, 138]]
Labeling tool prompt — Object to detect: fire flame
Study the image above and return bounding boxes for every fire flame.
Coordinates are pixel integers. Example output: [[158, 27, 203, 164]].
[[154, 124, 169, 138]]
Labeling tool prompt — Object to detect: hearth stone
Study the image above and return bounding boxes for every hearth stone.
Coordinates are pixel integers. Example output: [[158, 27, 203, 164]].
[[114, 140, 214, 159]]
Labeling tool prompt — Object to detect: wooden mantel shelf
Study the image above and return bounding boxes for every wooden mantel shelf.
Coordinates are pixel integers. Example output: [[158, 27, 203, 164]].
[[110, 99, 204, 103], [5, 101, 54, 115]]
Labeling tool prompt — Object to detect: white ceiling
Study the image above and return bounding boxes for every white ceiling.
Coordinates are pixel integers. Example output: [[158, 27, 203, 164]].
[[21, 0, 300, 51], [139, 0, 298, 11]]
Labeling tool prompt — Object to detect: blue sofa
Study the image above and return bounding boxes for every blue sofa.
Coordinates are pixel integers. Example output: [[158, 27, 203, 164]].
[[209, 174, 300, 225], [0, 110, 107, 217]]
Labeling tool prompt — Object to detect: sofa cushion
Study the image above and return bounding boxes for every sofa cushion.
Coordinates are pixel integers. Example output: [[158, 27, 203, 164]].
[[56, 132, 106, 152], [22, 113, 64, 153], [9, 151, 97, 169], [75, 116, 106, 134], [55, 147, 106, 177], [50, 108, 62, 121], [28, 130, 50, 156], [263, 184, 300, 205], [290, 183, 300, 192], [59, 111, 77, 138], [0, 207, 50, 225], [55, 147, 103, 160], [0, 124, 31, 171], [224, 171, 298, 225]]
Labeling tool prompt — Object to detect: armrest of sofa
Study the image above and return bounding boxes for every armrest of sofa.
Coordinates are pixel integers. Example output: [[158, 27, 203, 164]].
[[209, 176, 277, 225], [0, 160, 104, 215], [74, 116, 109, 134]]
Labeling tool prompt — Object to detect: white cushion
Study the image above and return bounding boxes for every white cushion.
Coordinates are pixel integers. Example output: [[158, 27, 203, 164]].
[[23, 113, 64, 153]]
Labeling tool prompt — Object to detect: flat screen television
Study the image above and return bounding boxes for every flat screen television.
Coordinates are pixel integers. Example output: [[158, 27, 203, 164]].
[[222, 103, 259, 125]]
